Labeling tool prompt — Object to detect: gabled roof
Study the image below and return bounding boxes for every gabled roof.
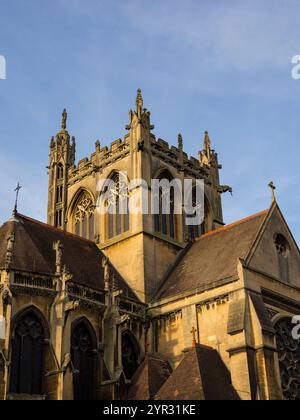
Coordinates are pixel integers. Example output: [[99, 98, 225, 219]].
[[154, 210, 268, 301], [155, 345, 238, 400], [127, 355, 172, 400], [0, 213, 138, 299]]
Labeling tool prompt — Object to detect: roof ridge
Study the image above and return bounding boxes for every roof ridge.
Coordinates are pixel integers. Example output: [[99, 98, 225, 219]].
[[16, 213, 96, 245], [195, 209, 269, 242]]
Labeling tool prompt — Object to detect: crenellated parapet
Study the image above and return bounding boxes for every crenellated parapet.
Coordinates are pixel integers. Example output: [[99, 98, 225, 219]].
[[57, 90, 225, 197]]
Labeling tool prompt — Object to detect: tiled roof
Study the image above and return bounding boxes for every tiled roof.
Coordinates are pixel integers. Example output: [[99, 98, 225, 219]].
[[154, 210, 268, 300], [127, 355, 172, 400], [0, 213, 138, 299], [155, 345, 239, 400]]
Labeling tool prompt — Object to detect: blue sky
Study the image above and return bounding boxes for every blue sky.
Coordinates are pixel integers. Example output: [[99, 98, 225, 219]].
[[0, 0, 300, 242]]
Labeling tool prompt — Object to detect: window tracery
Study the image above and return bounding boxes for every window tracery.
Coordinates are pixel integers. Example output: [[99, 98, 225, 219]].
[[73, 192, 95, 240], [106, 173, 130, 239], [275, 318, 300, 400]]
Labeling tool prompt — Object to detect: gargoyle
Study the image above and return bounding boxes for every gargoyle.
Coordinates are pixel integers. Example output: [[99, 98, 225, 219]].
[[217, 185, 233, 195]]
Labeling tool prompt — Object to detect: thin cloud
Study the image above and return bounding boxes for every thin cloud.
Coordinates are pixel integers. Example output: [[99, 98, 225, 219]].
[[121, 0, 300, 72]]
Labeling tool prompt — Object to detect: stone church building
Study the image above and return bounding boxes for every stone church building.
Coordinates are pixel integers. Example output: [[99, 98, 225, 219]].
[[0, 90, 300, 400]]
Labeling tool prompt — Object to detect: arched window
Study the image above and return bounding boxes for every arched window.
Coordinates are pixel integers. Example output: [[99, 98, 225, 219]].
[[275, 234, 289, 257], [56, 185, 63, 203], [71, 319, 96, 401], [275, 317, 300, 400], [122, 332, 139, 380], [154, 171, 176, 239], [187, 189, 209, 240], [57, 163, 64, 180], [73, 192, 95, 240], [10, 311, 45, 396], [55, 209, 63, 229], [275, 234, 290, 283], [106, 173, 130, 240]]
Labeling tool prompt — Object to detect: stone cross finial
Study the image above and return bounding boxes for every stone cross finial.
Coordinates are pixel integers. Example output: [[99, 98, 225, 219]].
[[191, 326, 197, 348], [13, 182, 22, 215], [61, 108, 68, 131], [268, 181, 276, 203], [178, 133, 183, 151]]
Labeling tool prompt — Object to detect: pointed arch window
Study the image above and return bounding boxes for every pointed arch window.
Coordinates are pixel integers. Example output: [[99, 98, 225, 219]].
[[73, 192, 95, 240], [154, 171, 176, 239], [55, 209, 63, 229], [57, 163, 64, 180], [122, 332, 140, 380], [187, 187, 207, 240], [106, 173, 130, 240], [10, 312, 45, 396], [71, 319, 97, 401]]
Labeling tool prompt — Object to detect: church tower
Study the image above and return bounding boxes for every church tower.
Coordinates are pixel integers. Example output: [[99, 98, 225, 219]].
[[47, 109, 75, 229], [48, 91, 229, 302]]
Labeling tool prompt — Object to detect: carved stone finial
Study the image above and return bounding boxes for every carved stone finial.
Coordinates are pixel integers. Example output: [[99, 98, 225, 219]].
[[61, 108, 67, 131], [199, 131, 213, 167], [204, 131, 211, 158], [102, 256, 110, 291], [178, 133, 183, 151], [2, 288, 11, 306], [191, 326, 197, 348], [53, 240, 63, 274], [136, 88, 143, 114], [268, 181, 276, 203], [95, 140, 101, 152], [5, 233, 15, 269]]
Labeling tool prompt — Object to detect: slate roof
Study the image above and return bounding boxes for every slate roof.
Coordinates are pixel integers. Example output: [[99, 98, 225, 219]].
[[154, 210, 268, 301], [127, 355, 172, 400], [0, 213, 138, 299], [155, 345, 239, 400]]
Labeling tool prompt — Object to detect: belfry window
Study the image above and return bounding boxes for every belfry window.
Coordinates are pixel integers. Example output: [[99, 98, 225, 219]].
[[186, 188, 209, 240], [73, 192, 95, 240], [106, 173, 130, 240], [154, 171, 176, 239]]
